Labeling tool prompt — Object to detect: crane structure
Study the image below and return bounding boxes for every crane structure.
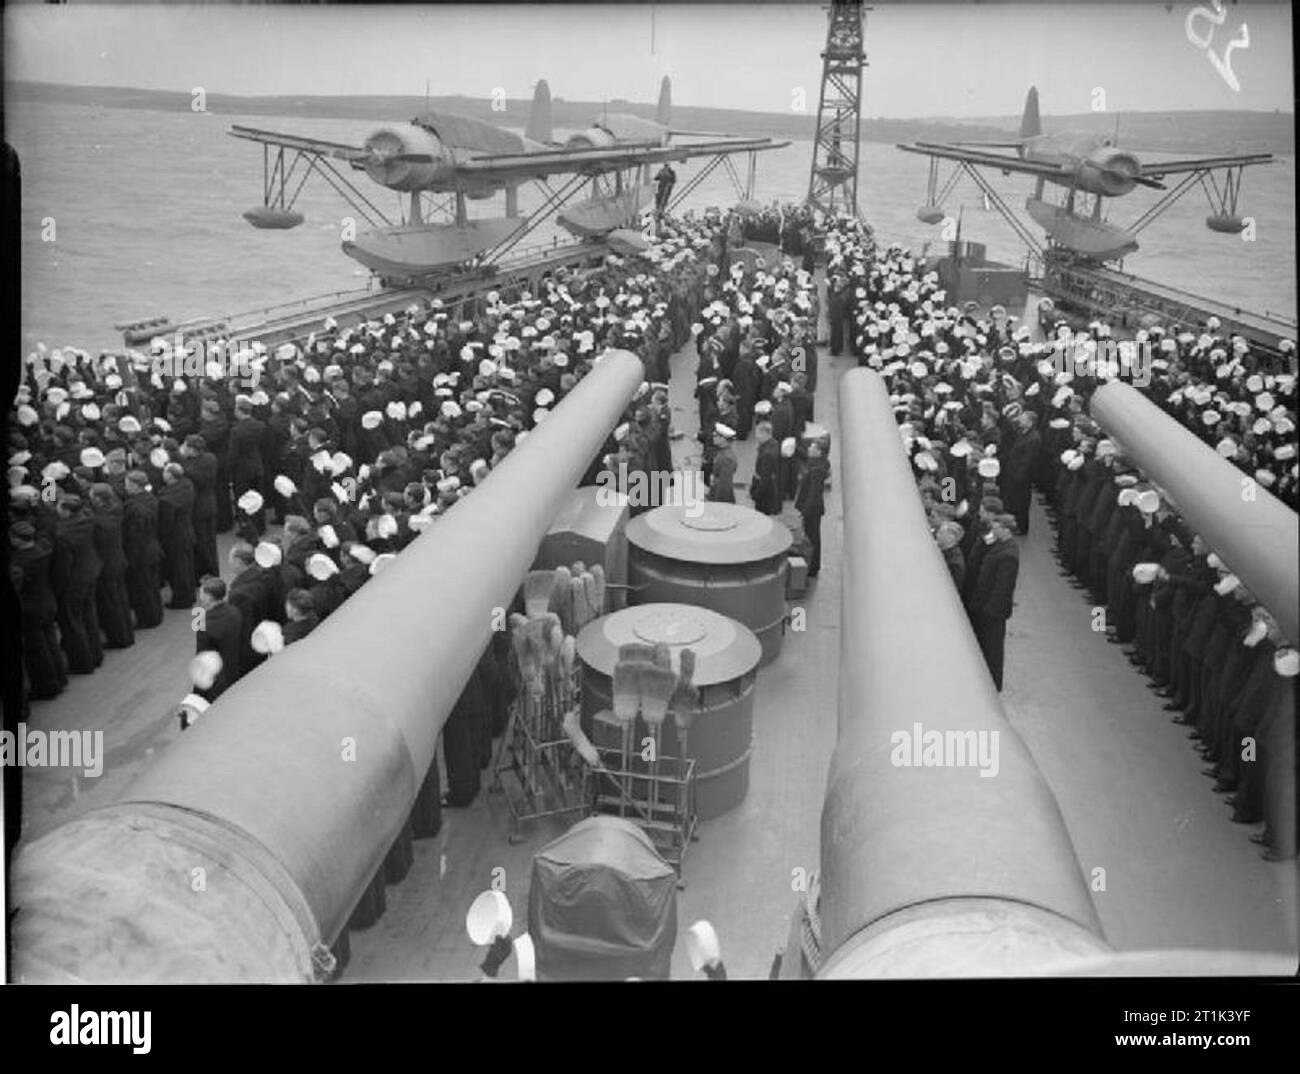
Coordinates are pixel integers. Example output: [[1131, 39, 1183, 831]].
[[806, 0, 869, 222]]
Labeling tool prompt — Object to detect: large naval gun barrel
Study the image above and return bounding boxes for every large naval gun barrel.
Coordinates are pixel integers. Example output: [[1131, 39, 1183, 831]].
[[11, 351, 646, 983], [1091, 380, 1299, 645], [817, 369, 1110, 977]]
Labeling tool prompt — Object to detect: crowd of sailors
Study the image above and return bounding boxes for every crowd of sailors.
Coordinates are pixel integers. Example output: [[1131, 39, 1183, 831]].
[[8, 215, 717, 746], [7, 202, 1296, 862]]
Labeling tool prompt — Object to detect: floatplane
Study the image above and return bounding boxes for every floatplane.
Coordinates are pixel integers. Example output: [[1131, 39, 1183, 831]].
[[229, 77, 788, 283], [899, 86, 1273, 263]]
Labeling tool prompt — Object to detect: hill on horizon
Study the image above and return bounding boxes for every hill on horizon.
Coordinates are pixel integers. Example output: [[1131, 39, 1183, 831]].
[[9, 81, 1294, 156]]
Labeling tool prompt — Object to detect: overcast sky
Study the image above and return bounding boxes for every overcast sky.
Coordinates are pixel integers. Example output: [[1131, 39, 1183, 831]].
[[6, 3, 1294, 118]]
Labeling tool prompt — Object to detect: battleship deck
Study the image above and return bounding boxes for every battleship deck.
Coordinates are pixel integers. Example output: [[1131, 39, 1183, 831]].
[[16, 289, 1297, 980]]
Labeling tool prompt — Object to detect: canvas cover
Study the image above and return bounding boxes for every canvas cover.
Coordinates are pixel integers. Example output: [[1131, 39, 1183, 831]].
[[528, 816, 678, 980]]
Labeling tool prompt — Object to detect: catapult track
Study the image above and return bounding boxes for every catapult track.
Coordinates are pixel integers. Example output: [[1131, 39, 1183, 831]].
[[1040, 256, 1298, 354], [120, 239, 613, 352]]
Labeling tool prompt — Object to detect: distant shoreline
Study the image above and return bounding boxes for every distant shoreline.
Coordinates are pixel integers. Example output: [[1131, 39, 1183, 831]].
[[10, 80, 1295, 155]]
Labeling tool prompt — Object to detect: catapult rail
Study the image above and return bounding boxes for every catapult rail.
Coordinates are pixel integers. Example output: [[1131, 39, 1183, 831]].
[[120, 240, 612, 351], [1043, 258, 1298, 356]]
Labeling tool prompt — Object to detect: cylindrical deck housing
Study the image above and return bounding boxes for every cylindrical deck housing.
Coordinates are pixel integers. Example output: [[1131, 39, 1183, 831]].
[[625, 502, 792, 665], [576, 603, 762, 820]]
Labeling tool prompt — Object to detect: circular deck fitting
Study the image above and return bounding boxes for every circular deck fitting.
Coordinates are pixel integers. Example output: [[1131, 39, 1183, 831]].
[[631, 608, 710, 649], [626, 504, 792, 665], [577, 604, 761, 820], [577, 603, 759, 682], [680, 507, 740, 533], [628, 502, 792, 565]]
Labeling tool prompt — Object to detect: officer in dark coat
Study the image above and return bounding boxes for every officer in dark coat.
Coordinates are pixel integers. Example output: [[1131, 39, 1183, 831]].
[[794, 440, 830, 577], [788, 372, 814, 440], [654, 163, 677, 214], [749, 419, 782, 516], [227, 402, 267, 533], [771, 383, 796, 502], [827, 274, 849, 356], [732, 349, 760, 440], [1001, 412, 1041, 538], [157, 463, 197, 609], [52, 493, 103, 674], [228, 544, 271, 676], [707, 424, 738, 503], [971, 515, 1021, 691], [89, 483, 134, 649], [199, 398, 233, 533], [10, 521, 66, 699], [938, 523, 966, 593], [443, 649, 492, 807], [961, 496, 1000, 614], [180, 434, 220, 580], [121, 470, 165, 629], [195, 576, 243, 700]]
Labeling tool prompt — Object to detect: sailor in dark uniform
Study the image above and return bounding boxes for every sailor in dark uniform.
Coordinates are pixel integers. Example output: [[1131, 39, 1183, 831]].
[[10, 520, 66, 699], [53, 493, 103, 674], [89, 483, 134, 650], [1001, 411, 1041, 538], [794, 439, 830, 577], [827, 274, 849, 356], [195, 576, 243, 700], [732, 347, 760, 440], [227, 402, 267, 535], [157, 462, 198, 609], [180, 434, 220, 580], [696, 375, 719, 439], [654, 163, 677, 215], [788, 372, 813, 440], [198, 398, 233, 533], [121, 469, 165, 629], [707, 425, 738, 503], [771, 382, 796, 502], [443, 647, 493, 807], [971, 514, 1021, 691], [749, 419, 782, 516]]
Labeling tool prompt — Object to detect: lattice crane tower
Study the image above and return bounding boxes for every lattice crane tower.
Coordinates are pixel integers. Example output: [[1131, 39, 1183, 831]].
[[806, 0, 869, 221]]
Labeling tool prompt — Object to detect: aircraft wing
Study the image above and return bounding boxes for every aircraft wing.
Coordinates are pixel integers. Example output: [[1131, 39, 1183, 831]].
[[1138, 152, 1273, 178], [228, 125, 370, 164], [897, 141, 1068, 179], [455, 137, 790, 181]]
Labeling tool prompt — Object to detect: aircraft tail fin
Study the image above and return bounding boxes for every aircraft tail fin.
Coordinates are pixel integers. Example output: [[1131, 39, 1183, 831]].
[[1019, 85, 1041, 140], [656, 76, 671, 126], [527, 79, 554, 144]]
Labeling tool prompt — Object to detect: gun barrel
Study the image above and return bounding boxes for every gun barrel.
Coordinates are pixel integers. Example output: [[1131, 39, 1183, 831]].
[[1091, 380, 1298, 644], [818, 369, 1108, 977], [11, 350, 646, 983]]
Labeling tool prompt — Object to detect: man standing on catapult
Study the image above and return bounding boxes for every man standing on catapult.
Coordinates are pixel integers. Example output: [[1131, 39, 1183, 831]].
[[654, 162, 677, 216]]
